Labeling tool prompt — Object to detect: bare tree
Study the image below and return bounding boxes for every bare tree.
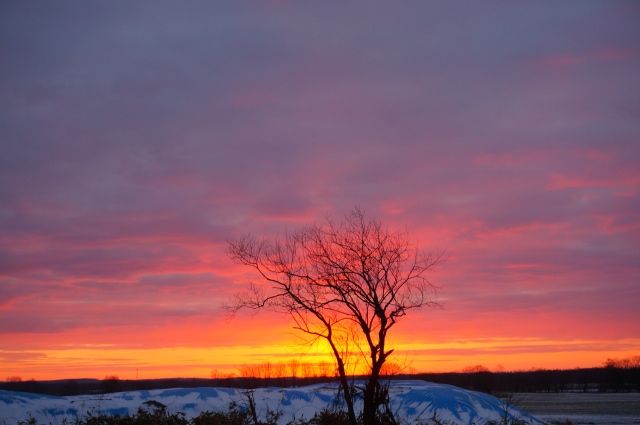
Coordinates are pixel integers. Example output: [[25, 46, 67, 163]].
[[228, 208, 442, 425]]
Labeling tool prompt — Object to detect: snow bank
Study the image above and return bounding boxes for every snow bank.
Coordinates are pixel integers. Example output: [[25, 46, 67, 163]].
[[0, 380, 543, 424]]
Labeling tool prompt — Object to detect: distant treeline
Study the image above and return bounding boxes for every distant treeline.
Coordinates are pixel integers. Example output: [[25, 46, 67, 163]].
[[413, 365, 640, 393], [2, 365, 639, 396]]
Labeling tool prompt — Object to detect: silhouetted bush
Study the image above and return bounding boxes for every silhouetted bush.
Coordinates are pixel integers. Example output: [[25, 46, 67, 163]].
[[303, 410, 352, 425], [191, 408, 247, 425], [81, 403, 188, 425]]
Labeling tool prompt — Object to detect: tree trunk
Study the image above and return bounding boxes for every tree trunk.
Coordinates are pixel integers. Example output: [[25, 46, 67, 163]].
[[328, 340, 358, 425], [362, 364, 382, 425], [336, 357, 358, 425]]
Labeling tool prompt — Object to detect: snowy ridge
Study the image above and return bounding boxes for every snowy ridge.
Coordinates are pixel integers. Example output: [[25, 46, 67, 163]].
[[0, 380, 543, 424]]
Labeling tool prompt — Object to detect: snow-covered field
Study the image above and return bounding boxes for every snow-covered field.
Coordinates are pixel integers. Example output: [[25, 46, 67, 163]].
[[0, 380, 542, 424]]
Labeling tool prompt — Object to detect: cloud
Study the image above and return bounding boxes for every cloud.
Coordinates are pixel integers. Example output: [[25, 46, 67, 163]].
[[0, 1, 638, 377]]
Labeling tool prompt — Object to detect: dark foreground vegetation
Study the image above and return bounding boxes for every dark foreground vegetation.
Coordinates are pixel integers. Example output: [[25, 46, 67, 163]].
[[11, 400, 533, 425], [3, 365, 639, 396], [13, 402, 353, 425]]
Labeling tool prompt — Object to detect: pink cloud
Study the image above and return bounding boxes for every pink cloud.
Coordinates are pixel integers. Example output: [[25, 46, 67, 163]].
[[540, 47, 639, 70], [547, 172, 640, 190]]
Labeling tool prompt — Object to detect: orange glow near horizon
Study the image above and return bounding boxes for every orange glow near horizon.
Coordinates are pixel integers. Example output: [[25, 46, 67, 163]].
[[2, 240, 639, 381], [3, 329, 640, 381], [2, 237, 639, 381]]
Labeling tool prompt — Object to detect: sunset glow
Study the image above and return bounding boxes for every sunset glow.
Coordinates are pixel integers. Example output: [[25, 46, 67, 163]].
[[1, 2, 639, 381]]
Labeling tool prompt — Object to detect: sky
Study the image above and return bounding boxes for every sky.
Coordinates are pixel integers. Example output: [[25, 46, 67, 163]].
[[1, 1, 639, 380]]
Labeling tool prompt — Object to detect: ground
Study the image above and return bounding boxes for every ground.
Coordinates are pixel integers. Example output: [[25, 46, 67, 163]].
[[504, 392, 640, 425]]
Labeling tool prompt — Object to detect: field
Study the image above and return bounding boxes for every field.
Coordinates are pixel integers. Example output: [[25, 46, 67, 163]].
[[505, 392, 640, 425], [0, 381, 542, 425]]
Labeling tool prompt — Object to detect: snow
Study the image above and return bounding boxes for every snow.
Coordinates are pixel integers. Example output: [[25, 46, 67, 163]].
[[0, 380, 543, 424]]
